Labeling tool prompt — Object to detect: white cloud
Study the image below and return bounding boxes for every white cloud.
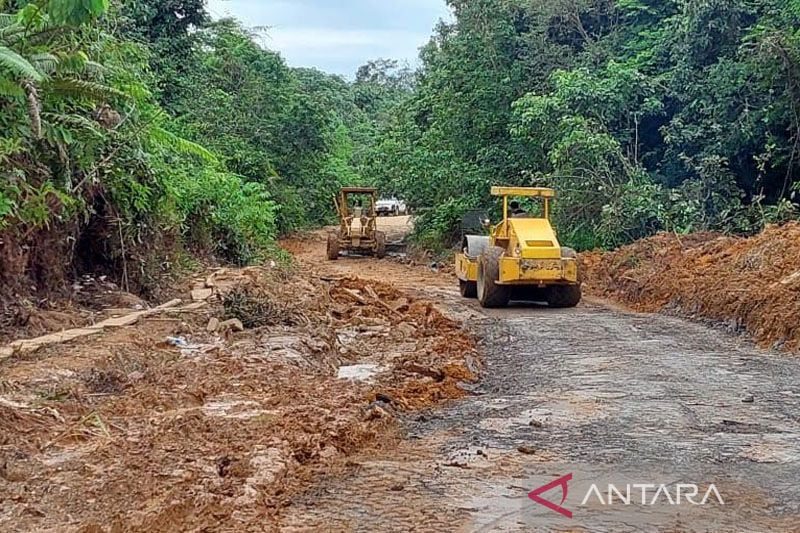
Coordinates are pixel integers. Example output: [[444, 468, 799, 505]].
[[262, 27, 426, 51], [205, 0, 450, 75]]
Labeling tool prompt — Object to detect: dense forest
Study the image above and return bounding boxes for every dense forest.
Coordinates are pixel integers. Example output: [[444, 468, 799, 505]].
[[2, 0, 800, 298], [366, 0, 800, 249], [0, 0, 406, 298]]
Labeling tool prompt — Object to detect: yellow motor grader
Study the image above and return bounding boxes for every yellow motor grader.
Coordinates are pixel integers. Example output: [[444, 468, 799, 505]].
[[455, 187, 581, 308], [327, 187, 387, 260]]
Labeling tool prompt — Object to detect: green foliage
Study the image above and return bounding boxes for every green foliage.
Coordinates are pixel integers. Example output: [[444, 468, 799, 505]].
[[413, 197, 475, 252], [154, 19, 374, 233], [0, 44, 43, 80], [48, 0, 108, 26], [1, 0, 387, 296], [365, 0, 800, 250], [168, 167, 277, 265], [148, 124, 217, 164], [0, 189, 15, 229]]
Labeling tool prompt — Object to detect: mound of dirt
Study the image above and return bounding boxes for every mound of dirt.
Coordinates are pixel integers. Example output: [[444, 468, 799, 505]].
[[0, 274, 156, 345], [581, 222, 800, 351], [0, 267, 478, 531]]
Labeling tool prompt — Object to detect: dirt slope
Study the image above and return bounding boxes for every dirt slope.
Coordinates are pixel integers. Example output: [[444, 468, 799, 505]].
[[582, 222, 800, 352]]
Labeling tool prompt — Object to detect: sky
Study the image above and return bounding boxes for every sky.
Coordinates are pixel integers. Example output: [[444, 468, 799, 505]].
[[205, 0, 453, 77]]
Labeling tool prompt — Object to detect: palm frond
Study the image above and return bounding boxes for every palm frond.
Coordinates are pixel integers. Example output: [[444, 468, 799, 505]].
[[0, 137, 23, 163], [0, 14, 16, 29], [42, 112, 106, 138], [0, 78, 23, 98], [0, 18, 25, 41], [81, 60, 106, 79], [0, 44, 43, 81], [46, 77, 126, 101], [29, 52, 58, 75], [23, 25, 66, 46], [21, 80, 41, 138], [149, 126, 218, 163]]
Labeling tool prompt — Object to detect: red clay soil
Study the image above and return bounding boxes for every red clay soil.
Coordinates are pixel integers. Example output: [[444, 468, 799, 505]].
[[0, 268, 478, 532], [581, 222, 800, 352]]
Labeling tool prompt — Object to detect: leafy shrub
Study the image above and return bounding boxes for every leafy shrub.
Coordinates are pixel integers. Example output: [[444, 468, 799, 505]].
[[410, 197, 475, 252], [168, 168, 277, 265]]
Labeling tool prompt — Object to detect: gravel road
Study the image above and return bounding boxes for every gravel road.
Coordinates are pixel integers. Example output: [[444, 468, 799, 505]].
[[281, 225, 800, 532]]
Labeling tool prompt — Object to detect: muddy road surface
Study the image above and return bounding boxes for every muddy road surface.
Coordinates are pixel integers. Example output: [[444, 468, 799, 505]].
[[3, 216, 799, 532], [282, 218, 800, 532]]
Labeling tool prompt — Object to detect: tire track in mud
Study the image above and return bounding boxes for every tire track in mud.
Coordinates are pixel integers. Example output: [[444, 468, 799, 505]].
[[280, 219, 800, 532]]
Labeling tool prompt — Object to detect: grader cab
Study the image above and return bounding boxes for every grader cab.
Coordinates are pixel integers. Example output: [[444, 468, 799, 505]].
[[455, 187, 581, 309], [327, 187, 387, 260]]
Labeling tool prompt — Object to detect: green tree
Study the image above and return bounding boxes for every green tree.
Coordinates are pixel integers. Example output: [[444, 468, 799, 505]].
[[365, 0, 800, 250]]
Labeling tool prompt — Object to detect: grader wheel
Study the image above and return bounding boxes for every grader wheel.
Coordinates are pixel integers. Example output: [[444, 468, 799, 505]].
[[375, 231, 387, 259], [326, 233, 340, 261]]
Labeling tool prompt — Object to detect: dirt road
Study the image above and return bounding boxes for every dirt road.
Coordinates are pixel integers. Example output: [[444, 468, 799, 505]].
[[281, 217, 800, 532], [3, 216, 800, 532], [0, 220, 478, 533]]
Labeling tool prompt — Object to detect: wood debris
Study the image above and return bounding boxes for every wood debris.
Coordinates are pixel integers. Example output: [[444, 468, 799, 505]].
[[1, 299, 190, 359]]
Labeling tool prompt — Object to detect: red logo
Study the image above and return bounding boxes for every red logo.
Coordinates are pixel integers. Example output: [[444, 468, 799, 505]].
[[528, 473, 573, 519]]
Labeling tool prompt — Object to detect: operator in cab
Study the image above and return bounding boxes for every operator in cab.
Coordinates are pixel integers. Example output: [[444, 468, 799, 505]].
[[509, 200, 528, 218]]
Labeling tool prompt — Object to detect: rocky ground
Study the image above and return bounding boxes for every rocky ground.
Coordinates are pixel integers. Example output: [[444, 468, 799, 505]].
[[0, 217, 477, 532], [2, 216, 800, 532]]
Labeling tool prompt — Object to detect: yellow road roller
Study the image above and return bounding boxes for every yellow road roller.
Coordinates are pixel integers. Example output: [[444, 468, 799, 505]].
[[455, 187, 581, 308]]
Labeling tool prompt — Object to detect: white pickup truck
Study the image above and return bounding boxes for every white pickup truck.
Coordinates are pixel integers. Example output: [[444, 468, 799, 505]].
[[376, 197, 407, 216]]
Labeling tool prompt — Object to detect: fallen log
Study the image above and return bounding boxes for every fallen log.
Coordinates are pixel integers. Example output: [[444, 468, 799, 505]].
[[1, 299, 185, 361]]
